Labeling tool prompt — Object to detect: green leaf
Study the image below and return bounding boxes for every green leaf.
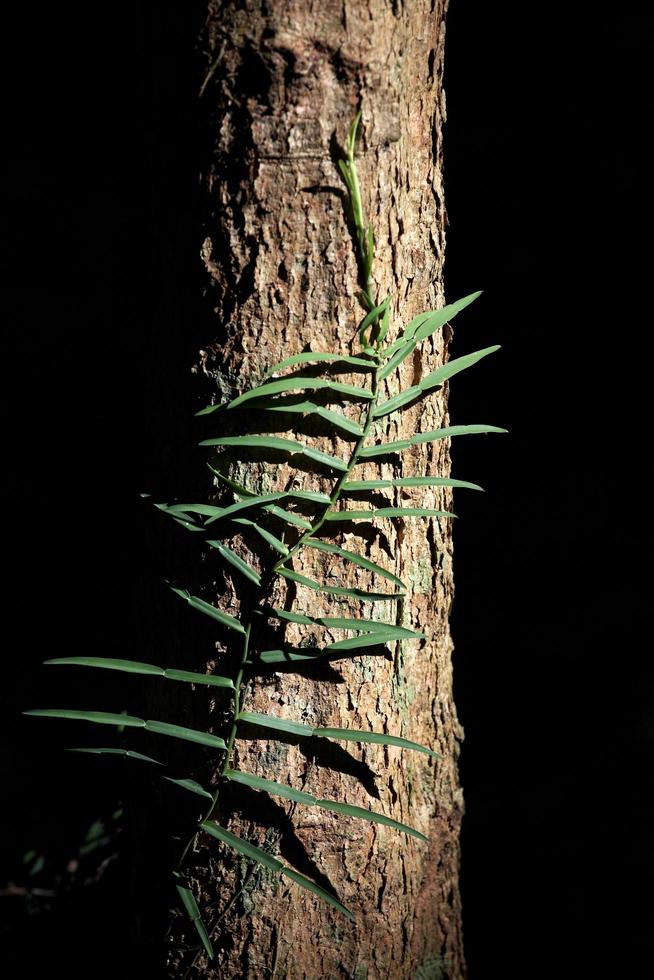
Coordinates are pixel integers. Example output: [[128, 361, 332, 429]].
[[223, 769, 317, 805], [231, 518, 289, 557], [305, 539, 405, 589], [175, 885, 215, 958], [302, 446, 349, 472], [263, 352, 374, 377], [164, 777, 213, 800], [377, 339, 416, 381], [327, 631, 422, 651], [176, 883, 201, 920], [358, 296, 389, 345], [27, 710, 227, 750], [255, 649, 324, 665], [384, 291, 482, 356], [44, 657, 164, 676], [374, 345, 500, 418], [44, 657, 233, 689], [144, 720, 227, 751], [223, 771, 426, 842], [236, 710, 314, 738], [207, 541, 261, 585], [419, 345, 501, 393], [170, 587, 245, 634], [263, 607, 315, 626], [277, 568, 401, 601], [260, 400, 364, 437], [193, 918, 214, 960], [201, 821, 284, 873], [163, 669, 234, 689], [200, 434, 305, 452], [372, 386, 422, 418], [316, 800, 427, 842], [198, 377, 373, 414], [200, 435, 348, 472], [201, 493, 289, 522], [324, 508, 456, 521], [264, 505, 313, 530], [314, 727, 438, 758], [281, 867, 352, 919], [343, 476, 483, 492], [359, 425, 507, 458], [321, 619, 422, 638], [67, 747, 164, 765], [24, 709, 145, 728]]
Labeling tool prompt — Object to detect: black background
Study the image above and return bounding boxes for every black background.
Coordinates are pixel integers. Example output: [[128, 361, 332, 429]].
[[1, 2, 652, 977]]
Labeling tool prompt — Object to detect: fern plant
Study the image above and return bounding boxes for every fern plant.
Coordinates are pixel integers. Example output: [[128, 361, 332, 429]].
[[25, 113, 505, 961]]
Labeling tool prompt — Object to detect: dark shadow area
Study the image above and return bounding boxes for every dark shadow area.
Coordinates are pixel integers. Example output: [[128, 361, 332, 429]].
[[445, 2, 654, 977]]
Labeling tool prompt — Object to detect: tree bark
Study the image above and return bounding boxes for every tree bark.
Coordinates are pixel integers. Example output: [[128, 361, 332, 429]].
[[170, 2, 464, 977]]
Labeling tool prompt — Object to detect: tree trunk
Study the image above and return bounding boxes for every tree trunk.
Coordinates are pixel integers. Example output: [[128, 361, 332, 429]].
[[171, 2, 464, 977]]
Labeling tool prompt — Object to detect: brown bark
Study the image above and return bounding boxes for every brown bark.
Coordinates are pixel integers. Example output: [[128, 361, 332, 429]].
[[170, 2, 464, 977]]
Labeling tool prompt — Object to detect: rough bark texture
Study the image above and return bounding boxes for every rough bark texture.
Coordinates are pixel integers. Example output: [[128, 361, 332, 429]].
[[170, 2, 464, 977]]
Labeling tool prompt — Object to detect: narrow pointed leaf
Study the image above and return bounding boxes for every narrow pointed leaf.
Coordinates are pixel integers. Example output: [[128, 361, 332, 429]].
[[281, 867, 352, 919], [207, 541, 261, 585], [372, 386, 422, 418], [199, 434, 304, 452], [144, 720, 227, 751], [176, 883, 201, 921], [236, 710, 314, 738], [314, 727, 438, 758], [327, 630, 422, 651], [202, 493, 288, 522], [357, 439, 412, 458], [164, 777, 213, 800], [265, 505, 313, 530], [419, 345, 501, 393], [44, 657, 164, 676], [46, 658, 233, 690], [170, 587, 245, 634], [321, 619, 422, 638], [201, 821, 284, 872], [359, 425, 507, 459], [260, 400, 364, 437], [263, 607, 315, 625], [201, 435, 348, 472], [358, 296, 389, 344], [324, 507, 456, 521], [175, 885, 215, 957], [264, 351, 375, 377], [163, 669, 234, 689], [302, 446, 348, 471], [193, 918, 214, 960], [67, 748, 163, 765], [377, 339, 416, 381], [343, 476, 483, 491], [305, 539, 405, 588], [277, 568, 400, 601], [413, 291, 483, 342], [231, 518, 289, 557], [24, 709, 145, 728], [384, 291, 482, 356], [255, 649, 325, 665], [198, 377, 374, 414], [223, 769, 317, 805], [316, 800, 428, 842]]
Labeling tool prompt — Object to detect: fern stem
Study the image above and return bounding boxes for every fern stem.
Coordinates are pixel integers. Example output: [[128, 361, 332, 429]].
[[271, 363, 381, 573], [176, 622, 251, 867]]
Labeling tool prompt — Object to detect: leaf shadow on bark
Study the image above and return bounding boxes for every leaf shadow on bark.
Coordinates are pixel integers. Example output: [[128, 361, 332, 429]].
[[223, 784, 341, 897], [234, 722, 381, 801]]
